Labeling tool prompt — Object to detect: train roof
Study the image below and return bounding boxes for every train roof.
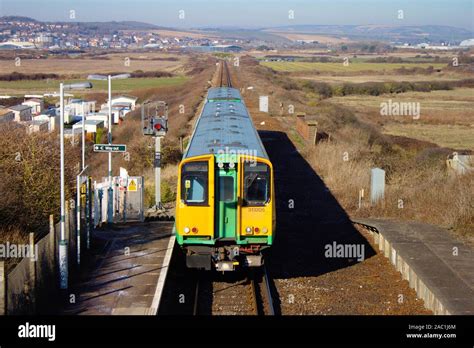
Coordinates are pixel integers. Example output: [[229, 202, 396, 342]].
[[184, 88, 268, 160], [206, 87, 242, 101]]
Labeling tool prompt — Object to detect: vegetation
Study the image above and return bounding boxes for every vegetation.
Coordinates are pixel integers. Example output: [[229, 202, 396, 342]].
[[261, 61, 446, 73], [0, 123, 78, 235]]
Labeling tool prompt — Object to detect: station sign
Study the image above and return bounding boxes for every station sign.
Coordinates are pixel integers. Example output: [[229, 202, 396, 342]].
[[93, 144, 127, 153]]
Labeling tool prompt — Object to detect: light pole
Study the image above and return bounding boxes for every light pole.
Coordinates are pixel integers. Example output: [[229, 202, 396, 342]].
[[89, 74, 129, 223], [81, 101, 85, 171], [59, 81, 92, 290]]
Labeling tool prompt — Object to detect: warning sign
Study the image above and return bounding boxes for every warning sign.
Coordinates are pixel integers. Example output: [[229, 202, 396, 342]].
[[128, 179, 137, 192]]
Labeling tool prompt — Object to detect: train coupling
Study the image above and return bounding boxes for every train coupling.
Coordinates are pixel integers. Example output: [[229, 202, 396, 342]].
[[216, 261, 239, 272]]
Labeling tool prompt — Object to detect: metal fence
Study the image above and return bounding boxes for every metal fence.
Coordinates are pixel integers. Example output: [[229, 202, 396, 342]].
[[0, 174, 145, 314], [93, 176, 144, 226]]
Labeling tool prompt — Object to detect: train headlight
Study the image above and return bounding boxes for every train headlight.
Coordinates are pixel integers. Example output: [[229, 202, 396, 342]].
[[254, 227, 260, 233], [192, 227, 198, 233], [245, 227, 252, 234], [262, 227, 268, 234], [184, 227, 190, 234], [218, 162, 224, 168], [229, 162, 235, 169]]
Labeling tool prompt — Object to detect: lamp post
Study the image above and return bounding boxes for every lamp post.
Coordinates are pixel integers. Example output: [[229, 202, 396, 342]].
[[89, 74, 129, 224], [59, 81, 92, 290]]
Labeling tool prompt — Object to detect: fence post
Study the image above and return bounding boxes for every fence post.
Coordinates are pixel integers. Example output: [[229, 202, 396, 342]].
[[29, 232, 36, 314], [0, 261, 6, 315]]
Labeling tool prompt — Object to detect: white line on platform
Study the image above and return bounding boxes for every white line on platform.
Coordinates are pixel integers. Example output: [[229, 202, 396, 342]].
[[147, 234, 176, 315]]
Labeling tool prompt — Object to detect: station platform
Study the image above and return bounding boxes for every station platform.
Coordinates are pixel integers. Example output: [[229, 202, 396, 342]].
[[353, 218, 474, 315], [62, 221, 175, 315]]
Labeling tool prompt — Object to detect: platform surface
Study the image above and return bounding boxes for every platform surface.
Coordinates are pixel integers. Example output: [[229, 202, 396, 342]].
[[353, 218, 474, 314], [62, 221, 175, 315]]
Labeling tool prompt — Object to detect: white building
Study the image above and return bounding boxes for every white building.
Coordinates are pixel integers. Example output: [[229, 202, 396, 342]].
[[66, 99, 96, 116], [108, 95, 137, 110], [26, 119, 49, 134], [86, 112, 108, 125], [72, 119, 104, 134], [22, 98, 44, 115], [33, 113, 59, 132]]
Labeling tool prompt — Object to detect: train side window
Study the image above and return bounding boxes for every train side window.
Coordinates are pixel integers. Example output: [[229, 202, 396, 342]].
[[181, 162, 208, 205], [243, 163, 270, 206]]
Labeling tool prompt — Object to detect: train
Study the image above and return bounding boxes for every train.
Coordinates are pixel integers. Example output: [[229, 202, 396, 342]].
[[174, 86, 275, 271]]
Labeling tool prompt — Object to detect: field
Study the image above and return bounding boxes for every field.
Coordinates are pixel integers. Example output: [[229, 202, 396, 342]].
[[260, 61, 446, 73], [382, 123, 474, 150], [0, 76, 188, 94], [265, 31, 351, 43], [299, 73, 466, 84], [0, 52, 187, 75], [329, 88, 474, 127]]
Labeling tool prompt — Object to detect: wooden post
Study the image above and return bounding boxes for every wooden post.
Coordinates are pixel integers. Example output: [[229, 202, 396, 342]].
[[0, 261, 6, 315], [29, 232, 36, 314]]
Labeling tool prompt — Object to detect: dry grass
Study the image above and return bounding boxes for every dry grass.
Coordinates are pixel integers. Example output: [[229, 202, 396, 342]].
[[308, 130, 474, 244], [383, 123, 474, 150], [0, 52, 187, 76], [329, 88, 474, 126]]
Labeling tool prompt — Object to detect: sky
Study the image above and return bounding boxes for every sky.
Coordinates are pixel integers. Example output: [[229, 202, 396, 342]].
[[0, 0, 473, 30]]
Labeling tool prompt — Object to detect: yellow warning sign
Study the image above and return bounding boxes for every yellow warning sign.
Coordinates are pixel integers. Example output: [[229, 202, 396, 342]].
[[128, 179, 137, 192]]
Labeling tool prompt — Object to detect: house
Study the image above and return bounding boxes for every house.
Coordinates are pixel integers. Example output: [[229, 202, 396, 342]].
[[108, 95, 137, 110], [8, 104, 32, 122], [86, 113, 110, 127], [72, 119, 104, 134], [98, 107, 123, 124], [64, 99, 96, 116], [25, 119, 49, 134], [22, 98, 44, 115], [0, 109, 14, 123], [33, 113, 59, 132]]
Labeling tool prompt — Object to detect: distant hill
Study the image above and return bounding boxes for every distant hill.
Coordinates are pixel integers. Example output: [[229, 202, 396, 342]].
[[265, 25, 473, 43], [0, 16, 38, 22], [0, 16, 168, 31]]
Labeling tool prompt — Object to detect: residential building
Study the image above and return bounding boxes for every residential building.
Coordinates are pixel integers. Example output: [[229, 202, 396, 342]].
[[0, 109, 14, 123], [22, 98, 44, 115], [8, 104, 32, 122]]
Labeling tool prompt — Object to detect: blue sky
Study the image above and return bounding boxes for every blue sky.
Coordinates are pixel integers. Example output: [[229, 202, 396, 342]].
[[1, 0, 473, 30]]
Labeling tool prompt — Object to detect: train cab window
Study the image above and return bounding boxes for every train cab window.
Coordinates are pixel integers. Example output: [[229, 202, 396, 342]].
[[181, 162, 208, 205], [243, 163, 270, 206]]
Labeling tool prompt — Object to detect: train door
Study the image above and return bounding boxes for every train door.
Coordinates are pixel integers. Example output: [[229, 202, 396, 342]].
[[216, 166, 237, 239]]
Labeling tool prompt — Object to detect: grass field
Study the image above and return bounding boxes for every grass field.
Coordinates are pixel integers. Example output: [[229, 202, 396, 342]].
[[383, 123, 474, 150], [0, 52, 186, 75], [329, 88, 474, 125], [299, 73, 466, 84], [0, 76, 188, 94], [261, 61, 446, 73]]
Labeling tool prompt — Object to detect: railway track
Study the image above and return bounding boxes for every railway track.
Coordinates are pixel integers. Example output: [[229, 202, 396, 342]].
[[219, 60, 232, 88], [193, 266, 276, 315]]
